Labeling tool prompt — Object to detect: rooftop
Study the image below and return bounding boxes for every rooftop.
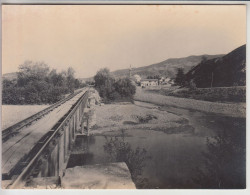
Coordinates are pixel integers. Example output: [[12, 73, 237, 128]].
[[141, 79, 158, 81]]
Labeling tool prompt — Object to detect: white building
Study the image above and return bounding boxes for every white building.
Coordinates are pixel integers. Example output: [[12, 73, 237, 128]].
[[133, 74, 141, 83], [140, 79, 158, 87]]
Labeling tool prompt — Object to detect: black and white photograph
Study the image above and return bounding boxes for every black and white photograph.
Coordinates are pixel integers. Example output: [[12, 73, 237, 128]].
[[1, 3, 247, 190]]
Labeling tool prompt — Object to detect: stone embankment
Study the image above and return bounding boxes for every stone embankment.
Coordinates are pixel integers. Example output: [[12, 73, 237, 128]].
[[61, 162, 136, 189]]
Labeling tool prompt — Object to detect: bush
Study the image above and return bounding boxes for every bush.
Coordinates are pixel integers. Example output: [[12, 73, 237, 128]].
[[2, 61, 84, 105], [94, 68, 136, 103], [103, 131, 150, 188]]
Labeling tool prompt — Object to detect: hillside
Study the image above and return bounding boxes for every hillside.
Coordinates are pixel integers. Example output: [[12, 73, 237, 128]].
[[185, 44, 246, 88], [111, 54, 224, 79], [2, 72, 18, 80]]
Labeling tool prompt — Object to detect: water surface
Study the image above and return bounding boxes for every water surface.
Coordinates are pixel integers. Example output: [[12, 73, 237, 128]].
[[67, 102, 246, 189]]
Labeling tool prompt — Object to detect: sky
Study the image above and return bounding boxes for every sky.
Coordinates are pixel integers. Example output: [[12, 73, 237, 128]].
[[2, 5, 246, 78]]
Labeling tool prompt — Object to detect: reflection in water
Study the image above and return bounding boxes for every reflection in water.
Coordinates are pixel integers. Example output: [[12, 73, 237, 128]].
[[67, 153, 94, 168], [65, 111, 245, 189], [193, 120, 246, 189], [103, 130, 150, 188]]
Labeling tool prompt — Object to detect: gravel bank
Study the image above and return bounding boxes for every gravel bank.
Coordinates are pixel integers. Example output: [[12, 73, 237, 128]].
[[134, 87, 245, 118], [91, 103, 189, 135]]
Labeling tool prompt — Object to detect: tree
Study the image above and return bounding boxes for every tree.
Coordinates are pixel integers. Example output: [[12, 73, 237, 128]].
[[94, 68, 115, 102], [175, 68, 185, 86], [94, 68, 136, 103], [2, 79, 15, 88], [17, 61, 50, 87], [94, 68, 113, 88], [113, 78, 136, 99], [2, 61, 81, 105], [66, 67, 76, 93]]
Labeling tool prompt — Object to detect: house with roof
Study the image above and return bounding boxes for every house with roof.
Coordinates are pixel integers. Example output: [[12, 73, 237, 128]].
[[140, 79, 158, 87]]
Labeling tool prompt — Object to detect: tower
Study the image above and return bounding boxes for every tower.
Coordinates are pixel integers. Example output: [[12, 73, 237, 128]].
[[129, 64, 132, 78]]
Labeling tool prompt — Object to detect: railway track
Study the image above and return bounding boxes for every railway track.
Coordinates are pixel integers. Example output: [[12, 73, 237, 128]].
[[2, 88, 90, 188], [2, 90, 83, 142]]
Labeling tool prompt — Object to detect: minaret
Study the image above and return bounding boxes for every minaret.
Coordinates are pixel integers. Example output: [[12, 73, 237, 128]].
[[129, 64, 132, 78]]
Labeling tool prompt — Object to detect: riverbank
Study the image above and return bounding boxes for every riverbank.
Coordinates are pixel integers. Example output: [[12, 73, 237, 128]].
[[145, 86, 246, 103], [91, 102, 192, 135], [85, 99, 245, 188], [134, 87, 245, 118]]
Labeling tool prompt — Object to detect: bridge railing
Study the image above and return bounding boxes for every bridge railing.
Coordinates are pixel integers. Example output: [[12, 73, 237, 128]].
[[7, 90, 89, 189], [2, 90, 84, 142]]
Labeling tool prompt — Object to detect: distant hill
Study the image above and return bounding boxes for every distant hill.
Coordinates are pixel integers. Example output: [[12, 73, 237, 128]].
[[2, 72, 18, 81], [80, 54, 224, 81], [112, 54, 224, 79], [185, 44, 246, 88]]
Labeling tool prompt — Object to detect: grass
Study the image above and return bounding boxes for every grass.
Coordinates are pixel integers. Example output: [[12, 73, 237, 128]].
[[146, 86, 246, 103]]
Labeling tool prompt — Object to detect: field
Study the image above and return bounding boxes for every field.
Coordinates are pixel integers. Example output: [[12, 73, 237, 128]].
[[1, 105, 49, 130]]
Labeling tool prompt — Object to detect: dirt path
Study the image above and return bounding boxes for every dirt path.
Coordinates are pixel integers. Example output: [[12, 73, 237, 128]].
[[134, 87, 245, 118]]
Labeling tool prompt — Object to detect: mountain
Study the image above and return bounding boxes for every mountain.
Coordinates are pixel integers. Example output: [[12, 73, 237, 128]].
[[2, 72, 18, 80], [111, 54, 224, 79], [185, 44, 246, 88]]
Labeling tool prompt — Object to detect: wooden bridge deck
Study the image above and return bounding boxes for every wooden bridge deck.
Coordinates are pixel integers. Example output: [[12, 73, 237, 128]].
[[2, 89, 87, 176]]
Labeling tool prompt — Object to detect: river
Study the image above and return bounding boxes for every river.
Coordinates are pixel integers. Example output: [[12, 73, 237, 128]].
[[66, 100, 245, 189], [3, 102, 245, 189]]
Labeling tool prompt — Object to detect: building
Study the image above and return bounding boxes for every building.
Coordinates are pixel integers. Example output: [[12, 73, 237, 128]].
[[133, 74, 141, 83], [140, 79, 158, 87], [159, 77, 171, 85], [159, 77, 165, 84]]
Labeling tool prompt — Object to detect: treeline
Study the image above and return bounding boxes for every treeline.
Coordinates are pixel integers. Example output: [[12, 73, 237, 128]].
[[2, 61, 85, 104], [94, 68, 136, 103]]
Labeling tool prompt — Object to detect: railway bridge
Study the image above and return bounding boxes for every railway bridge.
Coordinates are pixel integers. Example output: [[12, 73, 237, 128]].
[[2, 88, 92, 188]]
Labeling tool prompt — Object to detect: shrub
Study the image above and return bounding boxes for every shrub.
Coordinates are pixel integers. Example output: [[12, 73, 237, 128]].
[[103, 131, 150, 188], [2, 61, 83, 105], [94, 68, 136, 103]]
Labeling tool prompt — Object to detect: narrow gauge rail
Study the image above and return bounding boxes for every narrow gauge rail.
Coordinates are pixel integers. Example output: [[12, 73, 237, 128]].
[[4, 89, 89, 188], [2, 90, 82, 142]]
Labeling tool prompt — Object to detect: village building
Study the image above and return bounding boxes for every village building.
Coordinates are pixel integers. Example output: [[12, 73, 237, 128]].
[[140, 79, 158, 87], [160, 77, 171, 85], [132, 74, 141, 83], [159, 77, 165, 84]]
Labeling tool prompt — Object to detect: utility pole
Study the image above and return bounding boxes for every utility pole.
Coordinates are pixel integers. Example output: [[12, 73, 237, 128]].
[[211, 72, 214, 88]]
